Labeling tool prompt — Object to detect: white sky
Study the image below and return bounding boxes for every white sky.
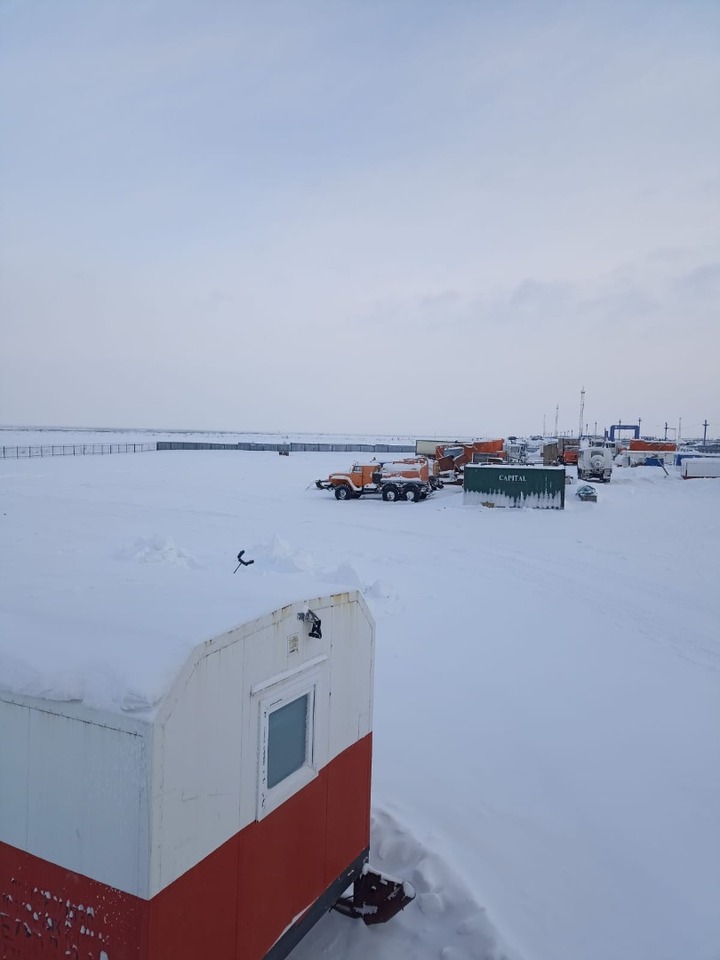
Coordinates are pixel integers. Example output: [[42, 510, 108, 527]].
[[1, 0, 718, 438]]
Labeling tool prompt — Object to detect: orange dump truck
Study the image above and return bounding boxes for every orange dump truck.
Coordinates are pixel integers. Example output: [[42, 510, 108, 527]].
[[316, 457, 442, 502]]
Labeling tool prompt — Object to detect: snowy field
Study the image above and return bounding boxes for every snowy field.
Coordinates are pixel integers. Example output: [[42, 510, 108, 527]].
[[1, 435, 719, 960], [0, 427, 418, 448]]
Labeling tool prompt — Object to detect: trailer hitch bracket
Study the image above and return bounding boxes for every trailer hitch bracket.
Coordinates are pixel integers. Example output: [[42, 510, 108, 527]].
[[333, 864, 416, 925]]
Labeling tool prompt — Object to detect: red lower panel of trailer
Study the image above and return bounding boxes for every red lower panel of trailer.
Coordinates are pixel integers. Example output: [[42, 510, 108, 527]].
[[0, 734, 372, 960]]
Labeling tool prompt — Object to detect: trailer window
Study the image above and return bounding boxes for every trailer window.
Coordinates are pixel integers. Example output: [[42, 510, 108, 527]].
[[253, 657, 328, 820], [267, 694, 309, 788]]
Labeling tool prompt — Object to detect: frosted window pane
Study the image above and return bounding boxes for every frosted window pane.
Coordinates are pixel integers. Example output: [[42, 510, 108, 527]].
[[268, 694, 308, 788]]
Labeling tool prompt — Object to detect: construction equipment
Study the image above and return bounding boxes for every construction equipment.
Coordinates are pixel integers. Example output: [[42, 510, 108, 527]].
[[434, 440, 507, 483], [315, 457, 442, 502], [577, 447, 613, 483]]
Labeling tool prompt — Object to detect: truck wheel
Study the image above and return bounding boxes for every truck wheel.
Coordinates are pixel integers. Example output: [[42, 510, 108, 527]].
[[403, 485, 420, 502], [334, 484, 353, 501], [382, 485, 400, 502]]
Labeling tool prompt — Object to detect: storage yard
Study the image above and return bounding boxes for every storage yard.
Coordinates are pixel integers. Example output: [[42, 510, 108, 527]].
[[1, 431, 719, 960]]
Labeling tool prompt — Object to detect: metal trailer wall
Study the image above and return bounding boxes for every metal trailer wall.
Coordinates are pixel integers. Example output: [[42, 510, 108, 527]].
[[147, 592, 374, 960], [0, 592, 374, 960], [0, 696, 152, 959], [681, 458, 720, 478], [674, 452, 720, 466], [628, 440, 677, 452], [464, 465, 566, 509], [149, 592, 373, 894], [0, 696, 151, 897], [542, 442, 559, 465]]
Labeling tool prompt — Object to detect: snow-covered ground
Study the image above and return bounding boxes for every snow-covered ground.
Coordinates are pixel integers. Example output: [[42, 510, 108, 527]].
[[1, 434, 719, 960], [0, 427, 418, 448]]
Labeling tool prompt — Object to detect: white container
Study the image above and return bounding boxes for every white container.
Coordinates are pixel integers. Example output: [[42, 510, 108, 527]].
[[682, 458, 720, 478]]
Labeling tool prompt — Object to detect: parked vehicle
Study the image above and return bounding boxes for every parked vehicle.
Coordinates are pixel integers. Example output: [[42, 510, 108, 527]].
[[434, 440, 506, 483], [577, 447, 613, 482], [316, 457, 442, 502], [558, 439, 580, 465]]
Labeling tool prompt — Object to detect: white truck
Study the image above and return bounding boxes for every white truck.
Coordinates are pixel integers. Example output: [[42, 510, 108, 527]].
[[577, 447, 613, 483]]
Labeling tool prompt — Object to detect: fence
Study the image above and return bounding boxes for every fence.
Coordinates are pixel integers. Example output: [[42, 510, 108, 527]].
[[1, 441, 416, 460], [156, 441, 416, 454], [1, 443, 156, 458]]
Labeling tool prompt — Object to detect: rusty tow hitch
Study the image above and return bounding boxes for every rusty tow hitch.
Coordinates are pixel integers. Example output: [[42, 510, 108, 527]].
[[333, 864, 416, 925]]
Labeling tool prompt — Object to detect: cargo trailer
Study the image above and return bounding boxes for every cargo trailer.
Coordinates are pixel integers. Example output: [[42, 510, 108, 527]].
[[464, 464, 566, 509], [681, 457, 720, 479], [1, 587, 412, 960]]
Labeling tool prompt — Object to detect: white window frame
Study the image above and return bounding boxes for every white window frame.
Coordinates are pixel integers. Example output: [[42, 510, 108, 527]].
[[252, 658, 328, 820]]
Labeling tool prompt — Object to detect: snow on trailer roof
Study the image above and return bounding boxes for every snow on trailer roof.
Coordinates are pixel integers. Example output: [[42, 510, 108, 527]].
[[0, 554, 350, 717], [0, 459, 362, 717], [1, 567, 348, 718]]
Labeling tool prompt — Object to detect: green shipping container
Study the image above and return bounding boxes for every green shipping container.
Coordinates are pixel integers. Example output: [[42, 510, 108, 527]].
[[463, 465, 566, 509]]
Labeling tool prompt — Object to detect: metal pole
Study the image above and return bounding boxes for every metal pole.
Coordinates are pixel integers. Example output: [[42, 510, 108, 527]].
[[703, 420, 709, 448]]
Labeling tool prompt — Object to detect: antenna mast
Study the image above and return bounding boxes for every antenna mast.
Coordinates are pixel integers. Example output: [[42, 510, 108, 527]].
[[554, 404, 559, 437], [578, 387, 585, 440]]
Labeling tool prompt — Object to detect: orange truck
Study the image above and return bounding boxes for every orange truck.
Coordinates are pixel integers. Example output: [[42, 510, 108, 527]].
[[558, 439, 580, 465], [434, 440, 506, 482], [315, 456, 442, 502]]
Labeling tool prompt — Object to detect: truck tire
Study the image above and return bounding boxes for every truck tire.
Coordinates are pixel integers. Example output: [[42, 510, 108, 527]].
[[334, 484, 353, 501], [403, 485, 420, 502], [382, 484, 400, 502]]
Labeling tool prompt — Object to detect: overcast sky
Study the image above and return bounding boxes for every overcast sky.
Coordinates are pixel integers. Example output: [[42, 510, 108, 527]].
[[1, 0, 718, 438]]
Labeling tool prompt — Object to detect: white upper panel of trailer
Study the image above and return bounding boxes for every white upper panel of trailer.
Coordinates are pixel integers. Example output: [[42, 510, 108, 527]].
[[0, 541, 358, 718]]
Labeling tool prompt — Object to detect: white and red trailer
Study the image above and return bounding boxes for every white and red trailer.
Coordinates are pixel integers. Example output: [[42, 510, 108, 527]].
[[0, 588, 411, 960]]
